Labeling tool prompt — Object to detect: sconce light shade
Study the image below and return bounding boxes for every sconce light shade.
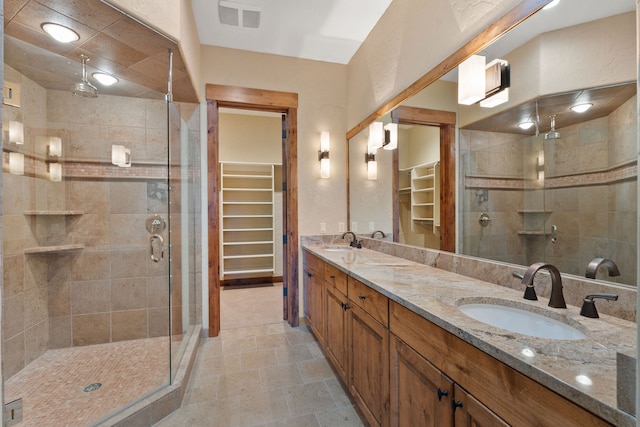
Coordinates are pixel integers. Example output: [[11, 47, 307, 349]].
[[319, 131, 330, 179], [112, 145, 131, 168], [9, 152, 24, 175], [383, 123, 398, 150], [49, 163, 62, 181], [9, 121, 24, 144], [365, 152, 377, 180], [458, 55, 486, 105], [480, 88, 509, 108], [48, 136, 62, 156], [368, 121, 384, 151]]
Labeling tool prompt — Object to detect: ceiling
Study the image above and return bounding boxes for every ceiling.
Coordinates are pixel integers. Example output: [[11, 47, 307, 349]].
[[4, 0, 198, 102], [191, 0, 394, 64]]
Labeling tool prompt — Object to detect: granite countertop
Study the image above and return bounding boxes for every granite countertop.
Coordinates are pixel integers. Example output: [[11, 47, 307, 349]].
[[303, 244, 637, 427]]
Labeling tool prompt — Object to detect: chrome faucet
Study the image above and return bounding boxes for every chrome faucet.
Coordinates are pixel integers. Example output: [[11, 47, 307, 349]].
[[341, 231, 360, 248], [371, 230, 386, 239], [520, 262, 567, 309], [585, 258, 620, 279]]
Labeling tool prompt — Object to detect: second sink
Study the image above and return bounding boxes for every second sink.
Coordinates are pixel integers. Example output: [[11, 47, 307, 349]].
[[458, 299, 586, 340]]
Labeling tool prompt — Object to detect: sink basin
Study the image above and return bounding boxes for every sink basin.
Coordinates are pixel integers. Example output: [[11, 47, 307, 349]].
[[458, 301, 586, 340], [322, 245, 353, 252]]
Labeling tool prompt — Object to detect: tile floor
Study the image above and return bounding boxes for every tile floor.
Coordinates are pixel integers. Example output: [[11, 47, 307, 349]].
[[155, 283, 366, 427], [5, 337, 169, 426]]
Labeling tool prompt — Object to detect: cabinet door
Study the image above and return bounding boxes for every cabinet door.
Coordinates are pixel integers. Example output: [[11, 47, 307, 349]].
[[453, 384, 508, 427], [390, 337, 454, 427], [305, 270, 324, 345], [349, 303, 390, 427], [325, 285, 348, 382]]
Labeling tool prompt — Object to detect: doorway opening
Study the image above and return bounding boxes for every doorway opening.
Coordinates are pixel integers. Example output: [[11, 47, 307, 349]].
[[206, 84, 299, 337]]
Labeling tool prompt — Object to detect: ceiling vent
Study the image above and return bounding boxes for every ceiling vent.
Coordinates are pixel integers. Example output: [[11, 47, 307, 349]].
[[218, 1, 261, 29]]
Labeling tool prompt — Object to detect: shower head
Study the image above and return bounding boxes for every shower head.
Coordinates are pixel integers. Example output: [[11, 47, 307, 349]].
[[71, 55, 98, 98], [544, 114, 560, 140]]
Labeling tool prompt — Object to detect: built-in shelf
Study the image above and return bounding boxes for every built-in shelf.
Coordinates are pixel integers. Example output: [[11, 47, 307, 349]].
[[24, 244, 84, 254], [24, 210, 84, 216], [220, 162, 276, 279], [517, 231, 548, 236], [517, 210, 551, 214], [410, 161, 440, 231]]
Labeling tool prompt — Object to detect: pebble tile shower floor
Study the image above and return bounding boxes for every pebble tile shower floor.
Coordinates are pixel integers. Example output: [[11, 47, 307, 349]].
[[5, 337, 169, 426], [155, 283, 366, 427]]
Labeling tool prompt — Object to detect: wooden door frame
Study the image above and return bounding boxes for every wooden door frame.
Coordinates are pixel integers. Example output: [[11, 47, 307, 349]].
[[206, 84, 299, 337], [390, 106, 456, 252]]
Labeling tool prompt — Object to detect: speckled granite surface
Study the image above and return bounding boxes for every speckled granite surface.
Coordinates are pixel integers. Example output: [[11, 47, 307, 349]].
[[302, 241, 637, 427]]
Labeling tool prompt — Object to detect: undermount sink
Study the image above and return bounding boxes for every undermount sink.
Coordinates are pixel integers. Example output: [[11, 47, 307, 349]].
[[457, 299, 586, 340], [322, 245, 353, 252]]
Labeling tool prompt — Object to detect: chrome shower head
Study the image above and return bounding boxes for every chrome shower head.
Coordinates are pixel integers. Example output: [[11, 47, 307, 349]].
[[544, 114, 560, 140], [71, 54, 98, 98]]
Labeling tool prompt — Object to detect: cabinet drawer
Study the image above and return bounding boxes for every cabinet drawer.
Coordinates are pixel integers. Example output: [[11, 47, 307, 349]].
[[325, 263, 347, 294], [303, 251, 324, 276], [348, 277, 388, 327]]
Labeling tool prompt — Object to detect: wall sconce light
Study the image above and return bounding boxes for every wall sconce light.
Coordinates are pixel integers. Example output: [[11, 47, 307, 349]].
[[536, 150, 544, 184], [48, 163, 62, 181], [365, 151, 377, 180], [480, 88, 509, 108], [112, 145, 131, 168], [47, 136, 62, 157], [8, 152, 25, 175], [9, 121, 24, 144], [480, 59, 510, 108], [458, 55, 486, 105], [368, 121, 384, 151], [383, 123, 398, 150], [318, 131, 330, 179]]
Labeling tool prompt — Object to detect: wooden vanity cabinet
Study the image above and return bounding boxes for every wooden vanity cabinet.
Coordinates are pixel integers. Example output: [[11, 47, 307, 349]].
[[303, 252, 325, 345], [453, 384, 509, 427], [324, 276, 349, 381], [389, 301, 612, 427], [348, 277, 390, 427]]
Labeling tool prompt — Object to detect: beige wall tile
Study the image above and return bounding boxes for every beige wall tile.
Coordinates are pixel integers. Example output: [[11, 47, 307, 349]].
[[24, 319, 48, 365], [3, 294, 25, 339], [71, 280, 111, 315], [49, 316, 72, 349], [112, 278, 148, 311], [3, 333, 26, 379], [72, 313, 111, 346], [112, 309, 148, 341], [148, 307, 170, 337]]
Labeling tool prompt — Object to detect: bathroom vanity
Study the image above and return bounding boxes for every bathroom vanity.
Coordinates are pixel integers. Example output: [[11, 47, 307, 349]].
[[302, 243, 636, 427]]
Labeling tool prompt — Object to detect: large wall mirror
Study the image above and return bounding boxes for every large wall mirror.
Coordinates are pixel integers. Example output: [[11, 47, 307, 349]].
[[348, 0, 637, 287]]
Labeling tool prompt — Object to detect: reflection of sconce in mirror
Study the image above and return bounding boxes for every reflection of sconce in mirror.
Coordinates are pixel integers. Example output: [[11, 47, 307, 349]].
[[369, 121, 398, 151], [9, 121, 24, 144], [383, 123, 398, 150], [365, 152, 377, 180], [458, 56, 510, 108], [318, 131, 330, 178], [458, 55, 486, 105], [48, 163, 62, 181], [112, 145, 131, 168], [536, 150, 544, 184], [47, 136, 62, 157], [7, 152, 25, 175]]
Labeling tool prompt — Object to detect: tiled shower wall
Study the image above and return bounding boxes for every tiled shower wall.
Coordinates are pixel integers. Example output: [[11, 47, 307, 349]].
[[2, 66, 179, 379], [461, 94, 637, 286]]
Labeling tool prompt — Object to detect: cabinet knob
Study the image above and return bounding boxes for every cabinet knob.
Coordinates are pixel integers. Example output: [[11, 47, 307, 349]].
[[341, 303, 350, 311], [358, 295, 367, 300], [307, 272, 312, 277], [452, 400, 463, 412], [330, 275, 336, 279], [437, 388, 448, 401]]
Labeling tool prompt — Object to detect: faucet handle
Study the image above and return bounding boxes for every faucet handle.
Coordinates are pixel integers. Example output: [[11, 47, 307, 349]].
[[580, 293, 619, 318]]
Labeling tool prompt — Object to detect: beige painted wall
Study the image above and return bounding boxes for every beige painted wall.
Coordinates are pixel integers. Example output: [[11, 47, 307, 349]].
[[347, 0, 521, 129], [219, 113, 282, 164], [201, 46, 349, 237]]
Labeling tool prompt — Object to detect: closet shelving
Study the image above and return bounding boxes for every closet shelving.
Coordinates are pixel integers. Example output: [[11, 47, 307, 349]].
[[410, 161, 440, 228], [220, 162, 276, 278]]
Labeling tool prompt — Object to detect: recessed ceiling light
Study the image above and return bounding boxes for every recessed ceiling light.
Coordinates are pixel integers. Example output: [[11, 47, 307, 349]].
[[543, 0, 560, 10], [92, 73, 119, 86], [41, 23, 79, 43], [570, 103, 592, 113], [518, 121, 535, 130]]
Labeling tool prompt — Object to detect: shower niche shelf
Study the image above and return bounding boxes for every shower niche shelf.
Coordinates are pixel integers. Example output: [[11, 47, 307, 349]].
[[24, 210, 84, 216], [24, 244, 84, 254]]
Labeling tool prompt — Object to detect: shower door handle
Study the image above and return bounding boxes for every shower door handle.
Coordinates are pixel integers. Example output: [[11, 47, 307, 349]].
[[150, 234, 164, 262]]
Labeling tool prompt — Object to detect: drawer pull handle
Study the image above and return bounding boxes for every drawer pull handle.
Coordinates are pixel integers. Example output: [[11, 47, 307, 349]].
[[358, 295, 367, 300], [437, 388, 448, 401], [307, 272, 312, 277], [330, 275, 336, 279]]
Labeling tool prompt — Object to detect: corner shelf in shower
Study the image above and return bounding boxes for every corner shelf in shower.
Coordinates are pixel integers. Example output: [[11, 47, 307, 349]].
[[517, 230, 548, 236], [23, 210, 84, 216], [24, 244, 84, 254]]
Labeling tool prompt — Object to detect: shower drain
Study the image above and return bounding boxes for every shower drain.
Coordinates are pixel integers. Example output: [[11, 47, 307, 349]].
[[83, 383, 102, 393]]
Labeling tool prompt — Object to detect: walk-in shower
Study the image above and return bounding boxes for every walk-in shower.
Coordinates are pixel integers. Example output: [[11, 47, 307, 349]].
[[2, 1, 201, 425]]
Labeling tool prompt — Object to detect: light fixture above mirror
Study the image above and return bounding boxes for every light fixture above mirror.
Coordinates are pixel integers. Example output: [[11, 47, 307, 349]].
[[319, 131, 330, 179]]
